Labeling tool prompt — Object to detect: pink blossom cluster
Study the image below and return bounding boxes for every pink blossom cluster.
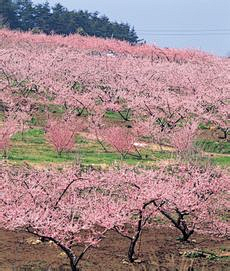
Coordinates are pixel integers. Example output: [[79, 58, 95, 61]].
[[0, 163, 229, 268], [101, 126, 135, 157], [169, 122, 198, 153], [0, 29, 216, 63], [45, 118, 84, 155], [0, 29, 229, 148], [0, 119, 18, 156]]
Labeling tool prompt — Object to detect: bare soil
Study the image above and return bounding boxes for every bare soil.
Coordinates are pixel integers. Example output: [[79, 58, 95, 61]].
[[0, 227, 229, 271]]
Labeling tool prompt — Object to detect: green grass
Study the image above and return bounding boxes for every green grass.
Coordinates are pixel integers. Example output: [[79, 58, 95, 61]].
[[0, 112, 4, 122], [104, 110, 132, 122], [12, 128, 46, 144], [196, 140, 230, 154], [183, 250, 230, 261], [210, 156, 230, 167], [104, 110, 122, 121], [75, 136, 164, 166], [0, 128, 229, 167], [24, 109, 131, 128], [199, 122, 212, 130], [1, 128, 158, 166], [6, 128, 75, 163]]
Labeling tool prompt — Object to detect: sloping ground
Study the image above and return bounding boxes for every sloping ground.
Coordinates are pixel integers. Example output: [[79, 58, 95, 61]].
[[0, 128, 229, 168], [0, 227, 229, 271]]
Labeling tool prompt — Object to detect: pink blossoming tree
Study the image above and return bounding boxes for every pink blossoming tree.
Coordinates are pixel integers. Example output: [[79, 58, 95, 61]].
[[101, 126, 138, 158], [0, 165, 119, 271], [88, 164, 229, 261], [169, 122, 198, 155], [45, 118, 83, 156], [0, 119, 17, 158]]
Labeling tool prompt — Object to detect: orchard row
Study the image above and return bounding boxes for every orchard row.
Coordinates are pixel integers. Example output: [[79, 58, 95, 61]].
[[0, 30, 229, 271], [0, 29, 229, 144], [0, 163, 229, 270]]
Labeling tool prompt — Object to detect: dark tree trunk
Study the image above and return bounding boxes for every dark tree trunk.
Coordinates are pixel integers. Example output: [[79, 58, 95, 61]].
[[181, 229, 194, 241], [2, 149, 7, 159], [222, 129, 229, 142], [219, 127, 229, 141], [69, 255, 80, 271], [26, 229, 83, 271], [76, 107, 85, 116], [134, 145, 142, 160], [179, 221, 194, 241], [118, 109, 131, 121], [128, 230, 141, 262], [97, 138, 108, 152], [114, 212, 143, 263], [128, 209, 145, 262], [153, 201, 194, 242]]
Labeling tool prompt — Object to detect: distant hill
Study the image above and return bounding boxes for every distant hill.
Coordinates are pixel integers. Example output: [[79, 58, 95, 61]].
[[0, 0, 139, 43]]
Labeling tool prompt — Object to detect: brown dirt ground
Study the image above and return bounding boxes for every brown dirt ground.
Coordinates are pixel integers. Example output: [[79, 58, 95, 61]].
[[0, 227, 229, 271]]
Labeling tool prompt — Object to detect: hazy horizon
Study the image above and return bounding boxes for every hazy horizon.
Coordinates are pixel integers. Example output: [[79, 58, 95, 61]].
[[33, 0, 230, 56]]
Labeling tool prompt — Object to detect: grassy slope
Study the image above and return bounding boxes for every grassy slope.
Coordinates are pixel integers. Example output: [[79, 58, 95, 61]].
[[0, 127, 229, 167], [1, 128, 167, 166]]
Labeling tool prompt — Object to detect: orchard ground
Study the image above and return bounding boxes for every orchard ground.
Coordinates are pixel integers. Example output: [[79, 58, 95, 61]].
[[0, 112, 229, 167], [0, 227, 229, 271]]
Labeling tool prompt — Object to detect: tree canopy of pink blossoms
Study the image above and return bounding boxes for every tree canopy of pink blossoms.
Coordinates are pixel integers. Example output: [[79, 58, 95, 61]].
[[169, 121, 198, 154], [0, 29, 229, 270], [45, 118, 84, 156], [0, 29, 229, 142], [0, 119, 18, 157], [101, 126, 135, 158], [0, 162, 229, 268], [0, 164, 121, 271], [92, 164, 229, 250]]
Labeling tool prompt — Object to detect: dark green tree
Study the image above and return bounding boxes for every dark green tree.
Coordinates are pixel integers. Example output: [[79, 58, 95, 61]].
[[0, 0, 139, 43], [0, 0, 18, 28], [49, 4, 72, 35], [15, 0, 35, 30], [33, 1, 51, 33]]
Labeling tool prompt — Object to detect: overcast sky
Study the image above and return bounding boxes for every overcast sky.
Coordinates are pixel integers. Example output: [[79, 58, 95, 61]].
[[33, 0, 230, 56]]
